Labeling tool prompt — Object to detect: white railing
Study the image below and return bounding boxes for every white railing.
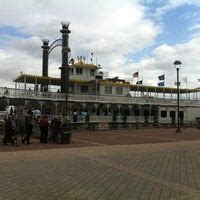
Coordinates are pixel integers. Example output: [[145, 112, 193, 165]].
[[69, 94, 200, 106], [65, 115, 155, 123], [0, 87, 66, 100], [46, 115, 199, 125], [0, 87, 199, 106], [89, 116, 112, 123]]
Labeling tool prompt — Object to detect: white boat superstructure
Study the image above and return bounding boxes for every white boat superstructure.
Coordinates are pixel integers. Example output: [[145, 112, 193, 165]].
[[0, 59, 199, 128]]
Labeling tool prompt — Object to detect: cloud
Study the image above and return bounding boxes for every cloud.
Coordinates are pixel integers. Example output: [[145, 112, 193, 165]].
[[10, 36, 42, 58], [0, 0, 199, 91], [0, 0, 160, 87], [124, 37, 200, 88], [154, 0, 200, 17], [189, 23, 200, 31]]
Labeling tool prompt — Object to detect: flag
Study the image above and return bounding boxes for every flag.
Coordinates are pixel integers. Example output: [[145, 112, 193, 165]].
[[136, 80, 142, 85], [175, 81, 181, 86], [133, 72, 139, 78], [158, 81, 164, 86], [158, 74, 165, 80], [182, 77, 187, 83]]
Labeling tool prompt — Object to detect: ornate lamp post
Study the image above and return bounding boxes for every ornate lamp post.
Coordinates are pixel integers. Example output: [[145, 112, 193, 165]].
[[174, 60, 182, 133]]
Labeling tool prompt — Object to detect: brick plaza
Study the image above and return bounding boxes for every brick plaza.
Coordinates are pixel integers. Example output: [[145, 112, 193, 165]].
[[1, 128, 200, 199]]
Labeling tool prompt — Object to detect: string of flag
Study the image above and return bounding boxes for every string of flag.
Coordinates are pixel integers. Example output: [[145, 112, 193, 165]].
[[131, 72, 199, 87]]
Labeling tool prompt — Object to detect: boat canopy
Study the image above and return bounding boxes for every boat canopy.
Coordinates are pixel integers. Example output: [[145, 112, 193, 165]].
[[14, 73, 197, 94], [130, 84, 196, 94]]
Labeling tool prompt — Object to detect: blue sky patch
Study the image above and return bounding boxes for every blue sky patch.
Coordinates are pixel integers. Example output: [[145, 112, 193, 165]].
[[126, 2, 200, 63], [159, 4, 200, 44], [0, 25, 30, 47], [0, 25, 29, 39]]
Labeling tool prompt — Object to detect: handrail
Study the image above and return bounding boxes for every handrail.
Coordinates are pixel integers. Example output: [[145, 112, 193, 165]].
[[0, 87, 199, 106]]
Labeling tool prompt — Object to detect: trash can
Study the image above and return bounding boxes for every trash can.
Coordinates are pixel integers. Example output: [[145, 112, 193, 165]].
[[61, 131, 71, 144]]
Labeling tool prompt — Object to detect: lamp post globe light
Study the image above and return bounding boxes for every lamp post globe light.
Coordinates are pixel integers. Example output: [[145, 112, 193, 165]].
[[174, 60, 182, 133]]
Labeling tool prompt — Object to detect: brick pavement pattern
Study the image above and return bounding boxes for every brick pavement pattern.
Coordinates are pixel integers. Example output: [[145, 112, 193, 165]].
[[0, 128, 200, 199]]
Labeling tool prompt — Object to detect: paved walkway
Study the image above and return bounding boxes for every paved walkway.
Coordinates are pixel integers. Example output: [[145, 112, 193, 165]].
[[1, 129, 200, 199]]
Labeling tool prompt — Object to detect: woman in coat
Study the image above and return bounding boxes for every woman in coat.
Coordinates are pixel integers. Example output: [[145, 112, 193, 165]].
[[23, 116, 33, 144]]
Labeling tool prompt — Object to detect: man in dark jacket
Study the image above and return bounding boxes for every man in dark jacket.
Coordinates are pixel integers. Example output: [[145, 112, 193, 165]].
[[22, 116, 33, 144], [38, 116, 49, 143], [50, 117, 61, 143], [3, 117, 14, 145]]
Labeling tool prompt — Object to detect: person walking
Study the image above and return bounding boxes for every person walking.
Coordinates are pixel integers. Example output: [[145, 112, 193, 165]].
[[50, 117, 61, 143], [18, 113, 25, 143], [38, 116, 49, 143], [3, 117, 14, 145], [23, 116, 33, 144], [10, 115, 17, 145]]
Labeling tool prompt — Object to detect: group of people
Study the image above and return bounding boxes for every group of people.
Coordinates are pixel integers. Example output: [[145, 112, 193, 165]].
[[3, 114, 35, 145], [50, 116, 71, 143], [2, 112, 71, 146]]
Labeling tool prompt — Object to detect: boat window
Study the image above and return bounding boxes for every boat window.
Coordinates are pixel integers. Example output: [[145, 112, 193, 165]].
[[179, 111, 184, 118], [69, 68, 74, 75], [81, 85, 88, 93], [170, 111, 175, 118], [116, 87, 123, 95], [76, 68, 83, 75], [105, 86, 112, 94], [161, 110, 167, 118], [90, 69, 95, 76]]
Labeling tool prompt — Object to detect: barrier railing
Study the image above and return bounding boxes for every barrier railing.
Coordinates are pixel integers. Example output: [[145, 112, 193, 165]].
[[0, 87, 199, 106]]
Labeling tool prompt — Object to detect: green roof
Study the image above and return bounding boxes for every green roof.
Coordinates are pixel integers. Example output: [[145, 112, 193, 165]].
[[14, 74, 89, 85], [14, 74, 61, 85], [14, 74, 198, 94], [130, 84, 197, 94]]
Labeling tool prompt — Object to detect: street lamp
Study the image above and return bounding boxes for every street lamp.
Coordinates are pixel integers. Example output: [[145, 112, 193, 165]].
[[174, 60, 182, 133]]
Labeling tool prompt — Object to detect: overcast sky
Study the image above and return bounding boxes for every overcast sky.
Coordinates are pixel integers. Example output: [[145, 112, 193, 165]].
[[0, 0, 200, 88]]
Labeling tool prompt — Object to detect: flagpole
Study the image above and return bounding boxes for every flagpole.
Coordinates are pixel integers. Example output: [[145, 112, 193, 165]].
[[164, 73, 165, 86], [183, 76, 187, 99], [186, 76, 187, 99], [137, 70, 138, 97], [186, 76, 188, 89], [137, 70, 139, 97]]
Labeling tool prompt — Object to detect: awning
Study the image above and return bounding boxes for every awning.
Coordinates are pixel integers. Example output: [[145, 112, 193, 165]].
[[130, 84, 197, 94]]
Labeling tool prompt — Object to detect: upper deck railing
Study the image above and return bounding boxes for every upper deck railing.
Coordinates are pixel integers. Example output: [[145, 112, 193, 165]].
[[0, 87, 66, 100], [0, 87, 199, 106]]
